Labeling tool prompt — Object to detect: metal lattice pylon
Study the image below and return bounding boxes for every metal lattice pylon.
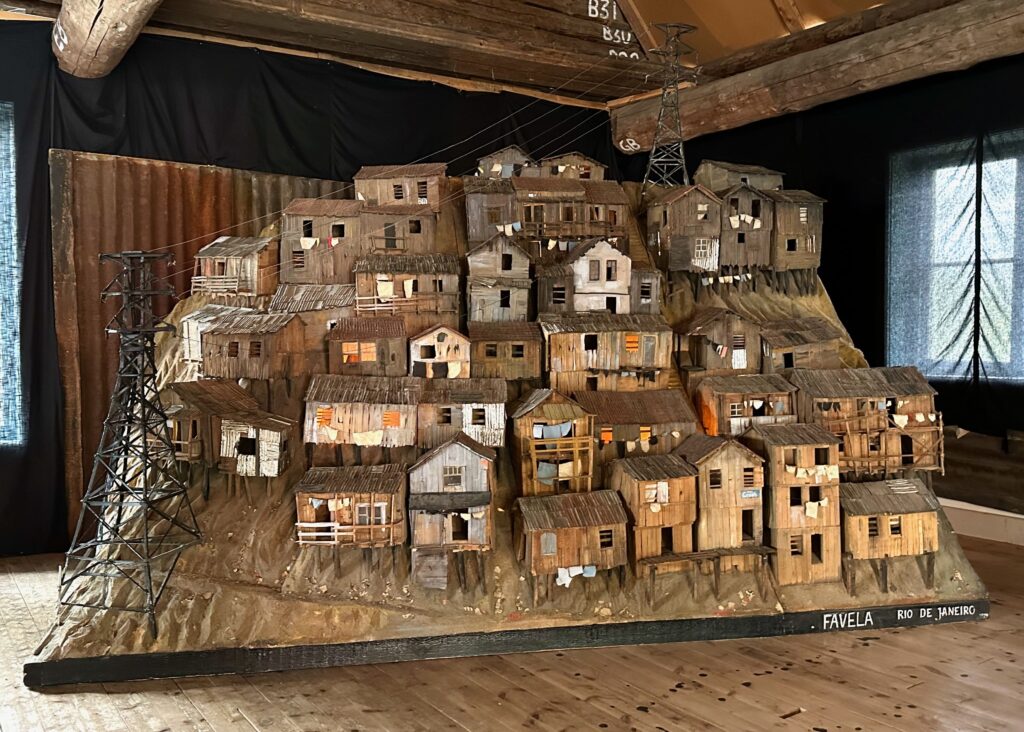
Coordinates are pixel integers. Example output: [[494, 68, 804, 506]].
[[58, 251, 201, 637], [642, 23, 699, 195]]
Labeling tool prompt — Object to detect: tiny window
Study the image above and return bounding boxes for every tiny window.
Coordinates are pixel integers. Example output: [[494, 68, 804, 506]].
[[501, 253, 513, 271], [784, 448, 797, 466], [640, 281, 653, 303], [600, 426, 613, 443], [443, 465, 464, 487], [331, 223, 345, 239], [292, 250, 306, 269], [434, 278, 444, 293], [799, 206, 809, 224], [783, 352, 795, 368], [737, 232, 746, 244], [417, 180, 428, 199], [751, 199, 761, 218], [302, 219, 313, 237], [696, 203, 709, 221], [787, 238, 798, 252], [589, 259, 601, 281], [868, 516, 879, 537], [248, 341, 262, 358], [485, 343, 498, 358], [814, 447, 830, 465], [511, 344, 525, 359], [472, 408, 486, 426], [837, 435, 845, 454], [551, 286, 567, 305], [709, 469, 722, 489], [393, 183, 404, 200], [541, 532, 557, 555], [228, 341, 240, 357], [562, 206, 575, 222], [869, 434, 881, 453], [790, 535, 804, 556], [450, 513, 469, 541], [579, 165, 591, 179], [889, 516, 902, 536], [740, 176, 749, 184], [236, 436, 256, 456], [419, 344, 437, 359], [500, 290, 511, 308], [599, 529, 614, 549], [732, 334, 746, 350], [742, 467, 755, 487], [409, 219, 422, 234], [606, 260, 617, 281], [694, 238, 711, 258], [790, 486, 802, 506], [373, 502, 388, 525], [729, 402, 744, 417], [624, 333, 640, 352], [729, 197, 740, 216], [584, 334, 598, 351], [809, 485, 821, 503], [811, 533, 823, 564], [382, 410, 401, 428], [438, 407, 452, 425], [639, 426, 652, 442], [486, 208, 502, 225], [356, 503, 371, 525], [643, 486, 657, 503], [662, 209, 668, 226]]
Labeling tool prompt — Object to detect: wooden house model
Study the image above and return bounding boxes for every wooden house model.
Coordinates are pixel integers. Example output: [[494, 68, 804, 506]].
[[417, 377, 507, 449], [760, 316, 843, 371], [191, 236, 278, 297], [353, 162, 447, 211], [463, 178, 515, 247], [694, 160, 784, 192], [676, 307, 762, 387], [695, 373, 797, 436], [165, 380, 293, 478], [840, 477, 940, 560], [352, 253, 460, 332], [581, 180, 629, 239], [762, 189, 825, 271], [303, 374, 419, 449], [467, 321, 544, 383], [466, 236, 532, 322], [645, 184, 722, 273], [788, 367, 943, 478], [535, 238, 633, 315], [674, 434, 765, 565], [716, 183, 774, 271], [741, 423, 841, 585], [280, 199, 363, 284], [326, 316, 407, 376], [572, 389, 698, 485], [293, 464, 408, 548], [539, 313, 673, 393], [178, 303, 255, 368], [511, 389, 595, 496], [608, 454, 698, 568], [409, 325, 470, 378], [536, 152, 606, 180], [200, 311, 304, 380], [629, 258, 662, 315], [478, 145, 534, 178], [408, 433, 495, 588], [360, 204, 439, 254], [515, 490, 627, 586], [267, 283, 356, 372], [511, 177, 587, 250]]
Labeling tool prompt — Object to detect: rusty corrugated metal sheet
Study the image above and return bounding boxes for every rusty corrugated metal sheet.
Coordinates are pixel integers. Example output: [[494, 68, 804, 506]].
[[50, 149, 348, 535]]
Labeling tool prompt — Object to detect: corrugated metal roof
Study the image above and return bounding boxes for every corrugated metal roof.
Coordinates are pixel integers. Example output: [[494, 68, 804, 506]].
[[788, 368, 893, 398], [700, 374, 796, 394], [760, 189, 826, 204], [572, 389, 697, 427], [653, 183, 722, 206], [326, 316, 406, 340], [204, 312, 295, 336], [518, 490, 627, 531], [410, 432, 496, 472], [581, 180, 628, 204], [419, 378, 507, 405], [839, 478, 940, 516], [167, 380, 294, 430], [468, 321, 542, 342], [180, 304, 256, 326], [354, 163, 447, 179], [760, 317, 843, 348], [352, 253, 460, 274], [463, 177, 514, 194], [195, 236, 274, 258], [305, 375, 422, 405], [745, 423, 840, 446], [698, 160, 784, 176], [614, 454, 697, 481], [296, 464, 408, 494], [510, 389, 590, 420], [284, 198, 363, 217], [538, 312, 670, 335], [674, 434, 762, 466], [268, 284, 355, 313]]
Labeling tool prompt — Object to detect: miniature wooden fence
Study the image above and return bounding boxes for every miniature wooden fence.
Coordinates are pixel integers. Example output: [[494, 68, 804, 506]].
[[296, 520, 399, 546], [354, 294, 456, 315], [191, 275, 243, 294]]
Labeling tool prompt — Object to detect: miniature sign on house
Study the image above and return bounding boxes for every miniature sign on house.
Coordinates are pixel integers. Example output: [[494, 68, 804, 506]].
[[352, 253, 460, 332], [646, 184, 722, 273], [191, 236, 278, 297], [467, 321, 544, 383], [759, 316, 844, 371], [609, 454, 698, 570], [694, 160, 784, 192], [511, 389, 595, 496], [200, 312, 304, 380], [293, 464, 408, 548], [280, 199, 363, 284], [416, 377, 507, 449], [695, 374, 797, 436], [353, 163, 447, 211], [466, 236, 532, 322], [741, 424, 842, 586], [408, 433, 495, 589], [326, 316, 407, 377], [540, 313, 673, 393]]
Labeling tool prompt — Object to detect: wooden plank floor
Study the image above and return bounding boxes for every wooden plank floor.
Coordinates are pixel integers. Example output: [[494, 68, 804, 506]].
[[2, 537, 1021, 731]]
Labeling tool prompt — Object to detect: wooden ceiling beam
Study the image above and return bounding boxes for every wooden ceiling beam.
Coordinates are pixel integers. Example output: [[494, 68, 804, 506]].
[[770, 0, 807, 34], [51, 0, 165, 78], [615, 0, 660, 54], [611, 0, 1024, 152]]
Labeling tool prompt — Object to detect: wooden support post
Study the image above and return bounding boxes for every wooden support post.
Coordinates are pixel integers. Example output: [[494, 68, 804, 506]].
[[52, 0, 164, 78], [712, 557, 721, 599]]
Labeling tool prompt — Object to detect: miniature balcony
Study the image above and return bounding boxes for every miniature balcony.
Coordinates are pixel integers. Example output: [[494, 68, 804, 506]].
[[816, 412, 889, 433], [367, 236, 408, 251], [172, 438, 203, 462], [727, 414, 797, 435], [191, 275, 244, 295], [355, 293, 456, 315], [296, 521, 400, 546]]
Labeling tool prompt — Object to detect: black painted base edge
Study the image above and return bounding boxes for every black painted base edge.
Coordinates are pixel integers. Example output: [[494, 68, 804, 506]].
[[24, 597, 990, 688]]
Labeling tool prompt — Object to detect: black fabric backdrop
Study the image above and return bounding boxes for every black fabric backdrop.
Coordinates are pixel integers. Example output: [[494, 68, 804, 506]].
[[1, 21, 1023, 553]]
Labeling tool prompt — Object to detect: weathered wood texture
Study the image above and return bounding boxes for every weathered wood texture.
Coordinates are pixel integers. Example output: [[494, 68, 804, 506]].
[[611, 0, 1024, 150], [49, 149, 342, 536], [51, 0, 163, 78], [408, 326, 470, 378], [646, 185, 722, 273]]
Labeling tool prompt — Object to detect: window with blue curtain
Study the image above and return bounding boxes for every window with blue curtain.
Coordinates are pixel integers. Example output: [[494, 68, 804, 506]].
[[0, 101, 23, 446], [887, 130, 1024, 383]]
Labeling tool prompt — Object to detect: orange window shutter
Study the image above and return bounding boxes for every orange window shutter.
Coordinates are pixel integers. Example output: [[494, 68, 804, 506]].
[[601, 426, 613, 442], [625, 334, 640, 352], [316, 406, 333, 426], [382, 410, 401, 428]]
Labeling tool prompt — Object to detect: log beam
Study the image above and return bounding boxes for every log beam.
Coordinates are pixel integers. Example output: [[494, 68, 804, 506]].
[[611, 0, 1024, 152], [52, 0, 164, 78]]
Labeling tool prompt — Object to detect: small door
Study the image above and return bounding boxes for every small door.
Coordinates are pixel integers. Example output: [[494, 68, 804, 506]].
[[606, 296, 617, 313], [642, 335, 657, 367], [741, 509, 755, 542], [661, 526, 674, 555], [782, 351, 794, 368], [901, 434, 915, 466], [384, 223, 397, 249], [586, 376, 598, 391]]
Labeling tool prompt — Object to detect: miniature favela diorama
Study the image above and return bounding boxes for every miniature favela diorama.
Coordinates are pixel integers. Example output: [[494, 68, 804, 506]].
[[37, 147, 987, 675]]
